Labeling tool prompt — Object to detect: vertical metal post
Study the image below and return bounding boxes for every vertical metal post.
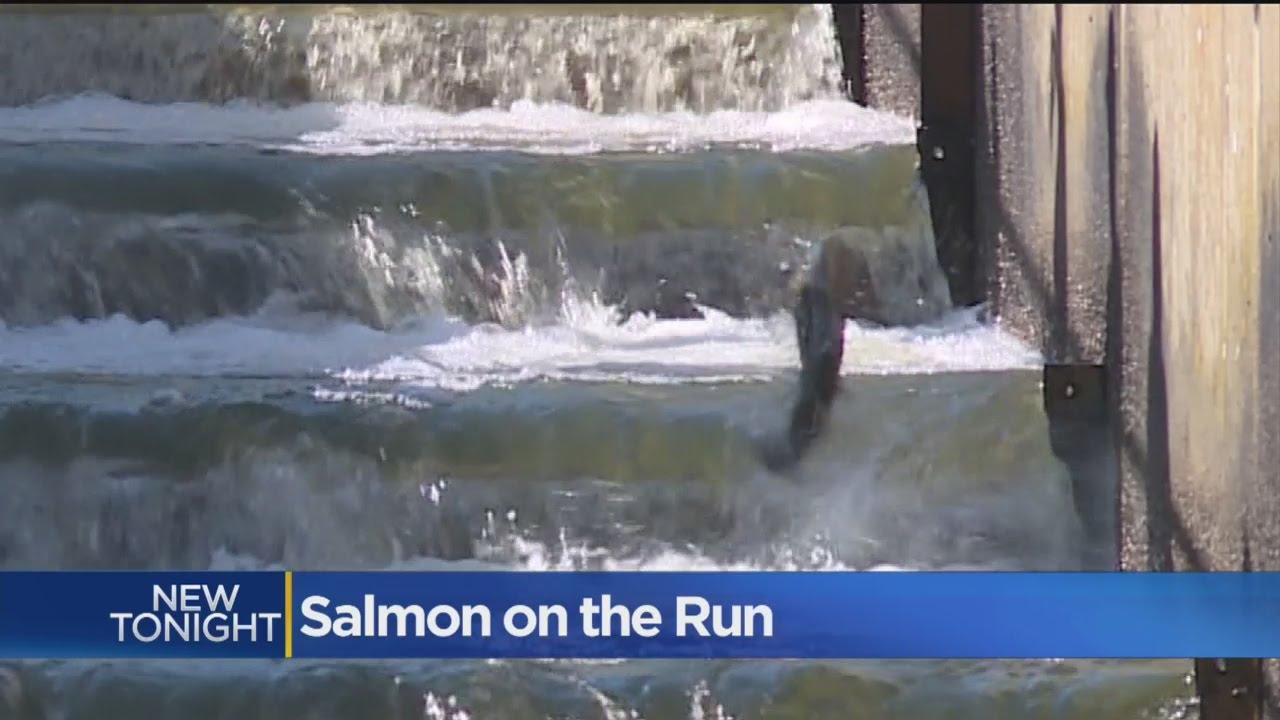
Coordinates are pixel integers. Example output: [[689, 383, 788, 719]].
[[918, 3, 980, 308], [1195, 658, 1264, 720], [831, 4, 866, 104]]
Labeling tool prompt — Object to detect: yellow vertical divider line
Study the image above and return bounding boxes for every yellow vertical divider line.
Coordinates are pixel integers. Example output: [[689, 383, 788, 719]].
[[284, 571, 293, 659]]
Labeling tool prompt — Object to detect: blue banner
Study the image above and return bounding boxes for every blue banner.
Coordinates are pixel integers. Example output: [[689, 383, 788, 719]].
[[0, 572, 284, 659], [2, 571, 1279, 659]]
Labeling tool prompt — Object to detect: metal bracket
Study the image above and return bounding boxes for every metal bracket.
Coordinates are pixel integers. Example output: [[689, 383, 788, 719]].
[[1042, 363, 1107, 424], [1042, 364, 1114, 570]]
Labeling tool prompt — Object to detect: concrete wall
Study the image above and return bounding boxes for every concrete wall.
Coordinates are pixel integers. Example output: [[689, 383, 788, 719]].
[[976, 3, 1278, 570], [849, 3, 1280, 717], [831, 4, 921, 119], [980, 4, 1280, 717], [979, 9, 1279, 713], [861, 4, 921, 120]]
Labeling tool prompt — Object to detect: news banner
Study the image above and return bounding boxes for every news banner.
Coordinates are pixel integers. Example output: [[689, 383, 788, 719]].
[[2, 572, 1280, 658]]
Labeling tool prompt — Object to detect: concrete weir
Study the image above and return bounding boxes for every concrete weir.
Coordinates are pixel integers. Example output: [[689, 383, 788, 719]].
[[0, 1, 1271, 716], [841, 3, 1279, 717]]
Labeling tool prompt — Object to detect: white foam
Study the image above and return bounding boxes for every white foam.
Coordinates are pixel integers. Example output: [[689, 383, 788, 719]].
[[207, 541, 985, 575], [207, 540, 934, 575], [0, 297, 1041, 384], [0, 95, 916, 155]]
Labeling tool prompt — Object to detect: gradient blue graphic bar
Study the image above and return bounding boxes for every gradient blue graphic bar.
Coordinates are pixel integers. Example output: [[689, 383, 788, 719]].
[[3, 571, 1280, 659]]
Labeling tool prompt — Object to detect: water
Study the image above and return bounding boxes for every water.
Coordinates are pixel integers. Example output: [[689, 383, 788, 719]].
[[0, 5, 842, 111], [0, 5, 1196, 719]]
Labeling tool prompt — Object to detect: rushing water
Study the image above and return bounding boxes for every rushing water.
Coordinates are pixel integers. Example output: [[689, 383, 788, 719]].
[[0, 4, 1196, 719], [0, 5, 843, 111]]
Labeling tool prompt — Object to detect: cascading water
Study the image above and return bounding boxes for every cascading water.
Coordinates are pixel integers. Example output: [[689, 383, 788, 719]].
[[0, 5, 843, 111], [0, 4, 1196, 720]]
